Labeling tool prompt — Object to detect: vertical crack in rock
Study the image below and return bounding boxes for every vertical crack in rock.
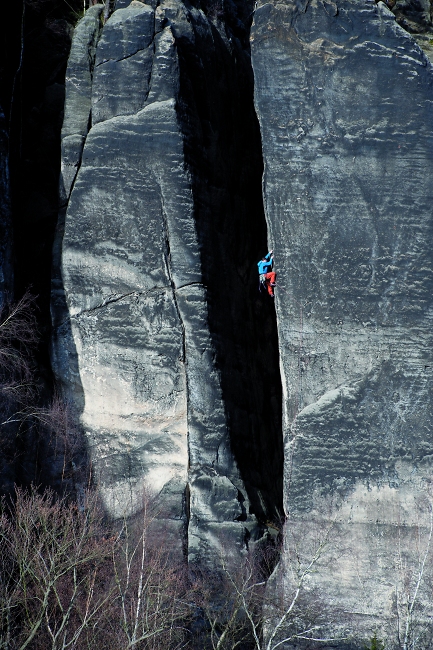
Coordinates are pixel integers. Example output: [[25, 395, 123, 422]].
[[53, 4, 104, 338], [59, 5, 104, 205], [158, 187, 189, 533], [159, 188, 187, 366]]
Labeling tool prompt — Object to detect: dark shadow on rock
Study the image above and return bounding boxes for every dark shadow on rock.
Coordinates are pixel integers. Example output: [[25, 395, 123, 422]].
[[0, 0, 92, 495], [176, 16, 284, 524], [49, 195, 91, 499]]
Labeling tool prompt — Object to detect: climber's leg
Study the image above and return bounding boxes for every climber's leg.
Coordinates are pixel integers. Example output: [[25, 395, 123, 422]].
[[265, 272, 276, 296]]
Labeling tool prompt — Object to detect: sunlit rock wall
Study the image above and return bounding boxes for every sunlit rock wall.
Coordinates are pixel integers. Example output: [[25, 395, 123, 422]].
[[52, 1, 254, 561], [251, 0, 433, 644]]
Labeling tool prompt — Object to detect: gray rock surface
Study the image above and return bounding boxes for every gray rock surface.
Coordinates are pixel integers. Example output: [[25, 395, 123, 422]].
[[53, 0, 283, 563], [92, 3, 154, 125], [59, 4, 103, 204], [252, 0, 433, 643]]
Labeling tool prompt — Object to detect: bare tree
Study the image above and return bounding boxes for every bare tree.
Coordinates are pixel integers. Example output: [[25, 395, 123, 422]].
[[0, 293, 86, 493], [0, 485, 199, 650], [27, 394, 89, 496], [393, 495, 433, 650], [0, 292, 38, 407], [262, 526, 336, 650], [0, 293, 39, 491], [0, 487, 114, 650], [108, 494, 191, 650], [192, 550, 266, 650]]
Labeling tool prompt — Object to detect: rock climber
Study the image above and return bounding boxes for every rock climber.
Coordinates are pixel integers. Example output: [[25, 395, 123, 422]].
[[258, 250, 276, 297]]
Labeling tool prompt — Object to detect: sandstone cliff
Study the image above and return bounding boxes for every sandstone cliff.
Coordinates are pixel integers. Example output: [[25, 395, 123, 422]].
[[49, 0, 433, 642], [251, 0, 433, 644]]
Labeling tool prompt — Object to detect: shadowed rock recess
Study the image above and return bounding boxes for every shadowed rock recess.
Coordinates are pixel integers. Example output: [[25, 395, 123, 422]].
[[0, 107, 12, 306], [251, 0, 433, 645], [52, 1, 283, 562]]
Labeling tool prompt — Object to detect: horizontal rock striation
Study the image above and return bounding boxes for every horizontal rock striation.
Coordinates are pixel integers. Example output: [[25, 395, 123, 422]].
[[53, 0, 283, 562], [251, 0, 433, 644]]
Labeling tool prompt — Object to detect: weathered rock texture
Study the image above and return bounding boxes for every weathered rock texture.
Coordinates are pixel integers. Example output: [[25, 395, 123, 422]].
[[53, 1, 283, 562], [391, 0, 433, 62], [251, 0, 433, 644]]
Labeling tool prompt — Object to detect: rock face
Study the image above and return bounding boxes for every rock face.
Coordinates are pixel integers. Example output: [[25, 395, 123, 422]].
[[53, 1, 283, 562], [251, 0, 433, 644], [392, 0, 433, 62]]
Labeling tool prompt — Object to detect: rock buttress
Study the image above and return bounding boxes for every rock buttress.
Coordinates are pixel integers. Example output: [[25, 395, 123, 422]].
[[53, 0, 283, 562], [251, 0, 433, 644]]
